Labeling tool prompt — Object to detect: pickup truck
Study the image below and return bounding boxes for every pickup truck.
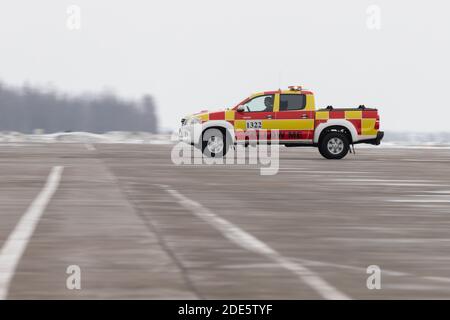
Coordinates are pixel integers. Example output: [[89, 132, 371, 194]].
[[179, 86, 383, 159]]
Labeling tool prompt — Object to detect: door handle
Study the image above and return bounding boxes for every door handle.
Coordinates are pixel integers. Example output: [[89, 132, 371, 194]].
[[301, 114, 308, 119], [266, 115, 273, 119]]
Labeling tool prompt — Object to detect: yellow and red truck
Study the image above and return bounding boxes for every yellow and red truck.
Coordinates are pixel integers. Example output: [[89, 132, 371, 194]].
[[179, 86, 383, 159]]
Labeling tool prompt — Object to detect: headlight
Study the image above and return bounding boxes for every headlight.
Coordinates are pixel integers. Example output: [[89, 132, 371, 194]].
[[188, 117, 201, 125]]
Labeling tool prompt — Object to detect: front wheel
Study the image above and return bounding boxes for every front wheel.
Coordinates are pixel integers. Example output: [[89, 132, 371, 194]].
[[202, 128, 229, 158], [318, 132, 349, 159]]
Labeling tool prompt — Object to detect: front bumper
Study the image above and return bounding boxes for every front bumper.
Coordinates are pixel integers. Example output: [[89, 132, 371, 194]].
[[178, 124, 202, 145]]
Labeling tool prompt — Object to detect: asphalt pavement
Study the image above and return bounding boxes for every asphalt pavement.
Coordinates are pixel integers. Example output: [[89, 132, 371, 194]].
[[1, 142, 450, 299]]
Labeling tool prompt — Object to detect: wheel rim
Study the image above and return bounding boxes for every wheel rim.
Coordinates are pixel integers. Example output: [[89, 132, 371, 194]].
[[327, 137, 344, 155], [206, 136, 224, 154]]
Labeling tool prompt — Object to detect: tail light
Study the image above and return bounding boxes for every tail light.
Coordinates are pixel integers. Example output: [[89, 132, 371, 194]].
[[375, 115, 380, 130]]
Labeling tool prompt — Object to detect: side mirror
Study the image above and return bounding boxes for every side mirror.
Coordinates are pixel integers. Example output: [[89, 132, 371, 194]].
[[237, 105, 245, 112]]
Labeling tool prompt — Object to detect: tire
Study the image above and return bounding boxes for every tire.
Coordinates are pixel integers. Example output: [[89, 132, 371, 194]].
[[318, 132, 350, 159], [202, 128, 229, 158]]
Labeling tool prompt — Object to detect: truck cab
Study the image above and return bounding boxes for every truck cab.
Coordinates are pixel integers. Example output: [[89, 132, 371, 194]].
[[180, 86, 383, 159]]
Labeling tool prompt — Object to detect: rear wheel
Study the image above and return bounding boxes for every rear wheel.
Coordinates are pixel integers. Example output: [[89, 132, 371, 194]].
[[202, 128, 229, 158], [319, 132, 349, 159]]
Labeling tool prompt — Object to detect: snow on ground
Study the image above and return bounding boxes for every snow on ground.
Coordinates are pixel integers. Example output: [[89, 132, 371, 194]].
[[0, 131, 174, 144]]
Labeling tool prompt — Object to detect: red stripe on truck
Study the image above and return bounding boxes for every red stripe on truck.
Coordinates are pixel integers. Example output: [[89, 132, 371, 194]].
[[362, 110, 378, 118], [279, 130, 314, 140], [209, 111, 225, 120], [329, 111, 345, 119], [348, 119, 362, 134], [276, 111, 315, 119], [315, 119, 327, 127]]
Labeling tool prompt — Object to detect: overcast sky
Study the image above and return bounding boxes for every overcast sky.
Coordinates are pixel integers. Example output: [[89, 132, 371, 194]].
[[0, 0, 449, 132]]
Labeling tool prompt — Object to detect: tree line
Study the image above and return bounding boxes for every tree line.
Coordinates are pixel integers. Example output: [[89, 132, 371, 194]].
[[0, 82, 158, 133]]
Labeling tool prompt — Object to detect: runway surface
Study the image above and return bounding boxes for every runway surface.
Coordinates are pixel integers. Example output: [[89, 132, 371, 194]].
[[1, 142, 450, 299]]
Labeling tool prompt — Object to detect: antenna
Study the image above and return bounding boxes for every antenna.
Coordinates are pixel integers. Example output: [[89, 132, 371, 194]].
[[277, 71, 282, 91]]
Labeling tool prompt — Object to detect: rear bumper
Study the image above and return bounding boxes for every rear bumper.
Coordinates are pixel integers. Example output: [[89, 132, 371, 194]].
[[366, 131, 384, 145]]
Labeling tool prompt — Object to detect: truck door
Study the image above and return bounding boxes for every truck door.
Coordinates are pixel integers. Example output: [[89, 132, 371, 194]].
[[234, 94, 276, 142], [274, 93, 314, 143]]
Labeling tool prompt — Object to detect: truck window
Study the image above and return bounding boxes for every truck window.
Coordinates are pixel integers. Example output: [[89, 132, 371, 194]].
[[243, 94, 274, 112], [279, 94, 306, 111]]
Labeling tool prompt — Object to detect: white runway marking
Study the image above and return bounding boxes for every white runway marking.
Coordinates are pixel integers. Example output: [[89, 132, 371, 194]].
[[84, 143, 96, 151], [294, 258, 450, 286], [332, 178, 447, 187], [281, 170, 373, 175], [423, 276, 450, 284], [424, 190, 450, 194], [324, 238, 450, 243], [387, 193, 450, 204], [388, 200, 450, 203], [332, 179, 436, 183], [380, 183, 448, 187], [162, 185, 350, 300], [400, 158, 450, 162], [293, 258, 408, 276], [0, 166, 63, 300]]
